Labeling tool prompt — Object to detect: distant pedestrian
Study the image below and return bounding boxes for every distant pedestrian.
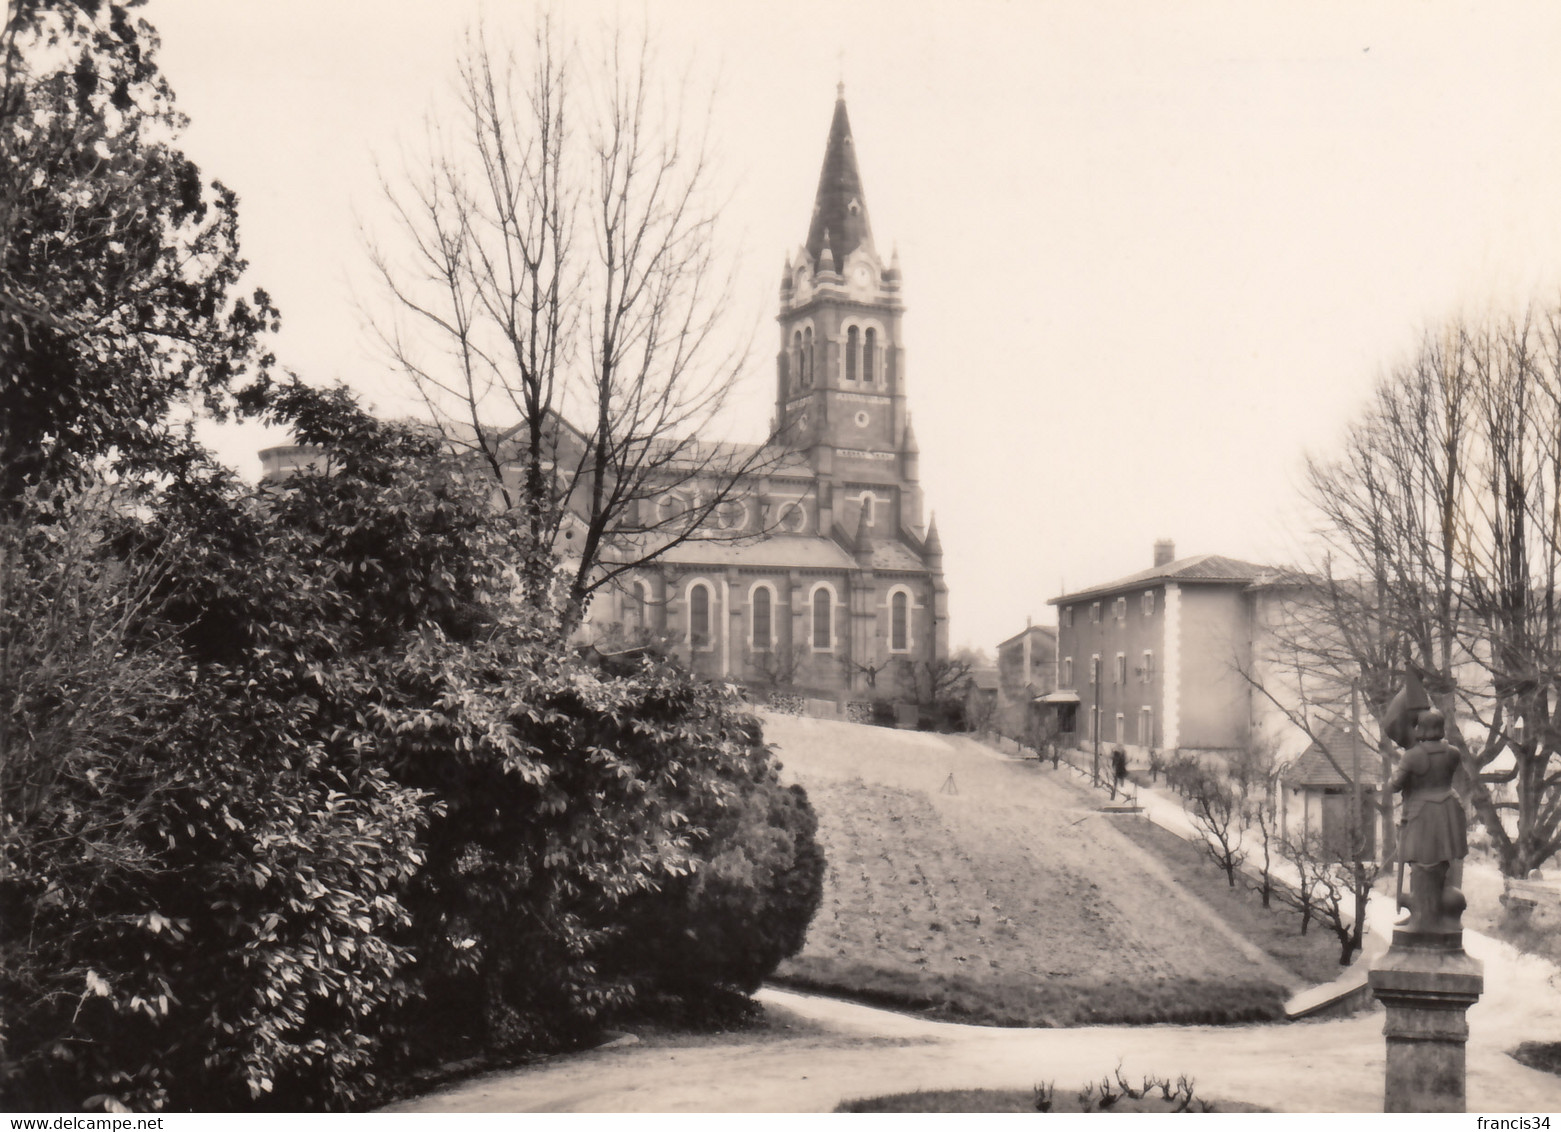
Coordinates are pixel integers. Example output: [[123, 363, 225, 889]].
[[1111, 746, 1128, 790]]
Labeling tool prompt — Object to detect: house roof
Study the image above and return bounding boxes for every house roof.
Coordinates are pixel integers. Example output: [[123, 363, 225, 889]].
[[1288, 725, 1382, 787], [967, 667, 1000, 691], [997, 624, 1057, 651], [1048, 553, 1276, 605]]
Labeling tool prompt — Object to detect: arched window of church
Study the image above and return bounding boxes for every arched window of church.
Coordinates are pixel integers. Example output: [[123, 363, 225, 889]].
[[812, 587, 832, 650], [863, 328, 877, 384], [803, 327, 814, 387], [625, 580, 648, 634], [845, 325, 859, 382], [792, 330, 804, 389], [752, 586, 772, 651], [891, 591, 909, 651], [689, 583, 711, 648]]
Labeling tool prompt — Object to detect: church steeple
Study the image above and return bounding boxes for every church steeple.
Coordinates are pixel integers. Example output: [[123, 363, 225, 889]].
[[805, 87, 873, 266], [775, 87, 905, 465]]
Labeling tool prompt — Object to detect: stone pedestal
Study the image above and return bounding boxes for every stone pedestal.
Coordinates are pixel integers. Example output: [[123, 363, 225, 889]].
[[1367, 930, 1484, 1112]]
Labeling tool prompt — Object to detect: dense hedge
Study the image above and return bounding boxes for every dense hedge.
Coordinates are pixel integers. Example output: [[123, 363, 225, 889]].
[[0, 386, 823, 1111], [602, 714, 826, 1001]]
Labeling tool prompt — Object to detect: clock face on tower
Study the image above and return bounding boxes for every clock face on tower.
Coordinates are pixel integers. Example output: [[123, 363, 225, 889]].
[[850, 263, 872, 292], [854, 410, 870, 428]]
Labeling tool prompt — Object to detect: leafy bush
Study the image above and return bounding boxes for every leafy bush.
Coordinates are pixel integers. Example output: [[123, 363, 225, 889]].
[[0, 487, 431, 1112], [3, 384, 825, 1110], [918, 699, 965, 732], [603, 711, 825, 1000], [767, 693, 806, 716], [373, 636, 824, 1061]]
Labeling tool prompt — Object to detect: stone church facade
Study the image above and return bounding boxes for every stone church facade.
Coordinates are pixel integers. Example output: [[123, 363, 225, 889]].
[[597, 88, 948, 700]]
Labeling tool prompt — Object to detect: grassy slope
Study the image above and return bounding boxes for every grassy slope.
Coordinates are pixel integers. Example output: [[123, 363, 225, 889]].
[[765, 714, 1341, 1027]]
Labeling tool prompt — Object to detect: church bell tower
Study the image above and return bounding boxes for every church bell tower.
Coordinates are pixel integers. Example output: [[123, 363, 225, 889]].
[[776, 86, 914, 495]]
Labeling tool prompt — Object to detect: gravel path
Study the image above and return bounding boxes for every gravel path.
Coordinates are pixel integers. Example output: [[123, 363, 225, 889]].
[[386, 983, 1561, 1112]]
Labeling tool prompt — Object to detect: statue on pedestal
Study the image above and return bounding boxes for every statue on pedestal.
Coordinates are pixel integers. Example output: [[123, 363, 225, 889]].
[[1371, 678, 1482, 1114], [1390, 708, 1468, 935]]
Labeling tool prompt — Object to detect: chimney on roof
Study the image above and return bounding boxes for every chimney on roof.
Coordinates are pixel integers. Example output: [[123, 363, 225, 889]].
[[1154, 539, 1176, 567]]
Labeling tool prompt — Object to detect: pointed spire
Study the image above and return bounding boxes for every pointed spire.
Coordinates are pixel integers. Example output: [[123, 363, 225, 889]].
[[902, 414, 919, 455], [818, 229, 835, 274], [805, 89, 874, 266], [883, 243, 902, 287], [924, 512, 943, 556]]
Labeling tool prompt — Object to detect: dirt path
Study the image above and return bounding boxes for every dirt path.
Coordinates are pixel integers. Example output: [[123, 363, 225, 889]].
[[386, 985, 1561, 1113]]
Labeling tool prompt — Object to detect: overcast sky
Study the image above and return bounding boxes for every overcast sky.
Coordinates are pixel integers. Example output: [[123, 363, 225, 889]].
[[150, 0, 1561, 653]]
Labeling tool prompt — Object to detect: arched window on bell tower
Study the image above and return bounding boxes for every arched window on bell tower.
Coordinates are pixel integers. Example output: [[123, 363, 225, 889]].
[[845, 325, 859, 382], [863, 327, 877, 385], [792, 330, 804, 390], [803, 327, 814, 387]]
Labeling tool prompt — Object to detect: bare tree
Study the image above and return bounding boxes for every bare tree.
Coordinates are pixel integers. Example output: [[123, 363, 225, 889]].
[[752, 641, 806, 689], [1034, 711, 1066, 768], [1275, 834, 1323, 937], [367, 18, 780, 628], [1245, 787, 1278, 909], [1278, 830, 1382, 966], [899, 654, 973, 707], [1275, 305, 1561, 877], [1183, 762, 1247, 887], [1230, 742, 1281, 908], [842, 656, 890, 692], [965, 685, 997, 737]]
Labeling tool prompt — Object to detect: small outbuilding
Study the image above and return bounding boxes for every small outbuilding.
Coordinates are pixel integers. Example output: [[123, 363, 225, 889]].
[[1280, 725, 1383, 862]]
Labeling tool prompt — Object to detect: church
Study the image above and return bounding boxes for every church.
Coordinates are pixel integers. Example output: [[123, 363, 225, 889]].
[[262, 89, 947, 703], [596, 87, 948, 702]]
